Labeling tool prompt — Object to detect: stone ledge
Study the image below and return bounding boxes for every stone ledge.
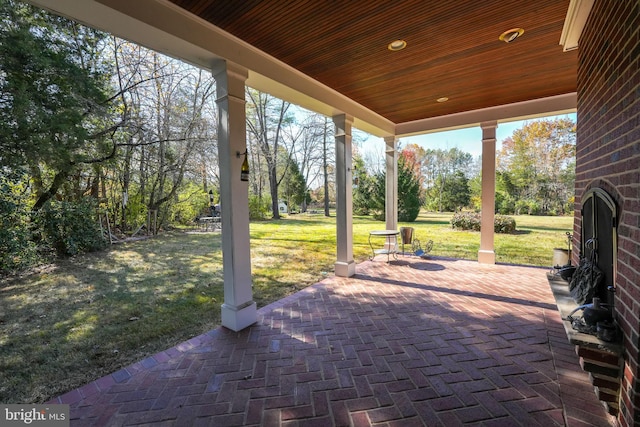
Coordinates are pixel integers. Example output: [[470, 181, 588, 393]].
[[547, 275, 623, 354]]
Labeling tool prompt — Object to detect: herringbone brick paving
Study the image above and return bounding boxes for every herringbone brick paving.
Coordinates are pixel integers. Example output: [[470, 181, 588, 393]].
[[51, 257, 617, 426]]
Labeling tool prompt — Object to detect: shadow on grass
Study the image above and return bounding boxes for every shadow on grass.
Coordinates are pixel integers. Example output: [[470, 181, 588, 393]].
[[0, 231, 226, 404], [251, 217, 335, 227], [519, 225, 572, 233], [513, 230, 532, 235]]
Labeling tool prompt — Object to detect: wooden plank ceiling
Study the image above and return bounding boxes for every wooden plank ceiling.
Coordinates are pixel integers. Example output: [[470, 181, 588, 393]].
[[168, 0, 576, 125]]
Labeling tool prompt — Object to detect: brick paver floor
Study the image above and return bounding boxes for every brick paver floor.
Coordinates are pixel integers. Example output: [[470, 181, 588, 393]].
[[50, 257, 617, 426]]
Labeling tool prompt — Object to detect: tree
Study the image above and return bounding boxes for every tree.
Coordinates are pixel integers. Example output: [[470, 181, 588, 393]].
[[136, 54, 215, 232], [322, 117, 333, 216], [105, 41, 217, 233], [285, 111, 330, 213], [397, 151, 423, 221], [497, 118, 575, 215], [420, 147, 474, 212], [281, 157, 308, 212], [370, 149, 423, 222], [493, 171, 517, 214], [246, 89, 295, 219], [352, 154, 375, 215], [438, 171, 470, 212], [0, 0, 115, 211]]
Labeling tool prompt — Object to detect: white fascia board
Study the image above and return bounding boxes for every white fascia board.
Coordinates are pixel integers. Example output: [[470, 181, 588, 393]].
[[27, 0, 214, 69], [560, 0, 595, 52], [395, 93, 577, 137], [27, 0, 395, 137]]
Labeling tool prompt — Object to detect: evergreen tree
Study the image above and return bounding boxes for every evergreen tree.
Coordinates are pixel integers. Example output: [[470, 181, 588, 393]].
[[282, 158, 308, 211], [0, 0, 113, 211], [352, 155, 375, 215], [397, 151, 422, 222], [370, 150, 423, 222], [439, 171, 470, 212]]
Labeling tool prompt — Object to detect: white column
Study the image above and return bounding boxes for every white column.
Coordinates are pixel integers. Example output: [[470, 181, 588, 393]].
[[384, 137, 398, 231], [479, 121, 497, 264], [212, 59, 257, 331], [334, 114, 356, 277]]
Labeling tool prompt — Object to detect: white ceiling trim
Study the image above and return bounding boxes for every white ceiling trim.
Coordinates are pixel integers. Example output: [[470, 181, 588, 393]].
[[560, 0, 595, 52], [395, 93, 577, 137]]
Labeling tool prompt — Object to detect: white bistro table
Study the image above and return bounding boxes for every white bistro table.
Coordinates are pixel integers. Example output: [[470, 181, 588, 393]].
[[369, 230, 400, 262]]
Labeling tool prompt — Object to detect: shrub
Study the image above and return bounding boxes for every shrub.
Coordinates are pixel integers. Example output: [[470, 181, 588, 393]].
[[450, 212, 516, 234], [450, 212, 481, 231], [515, 199, 541, 215], [123, 192, 149, 231], [494, 215, 516, 233], [0, 172, 39, 274], [170, 183, 209, 225], [249, 195, 270, 220], [36, 198, 107, 256]]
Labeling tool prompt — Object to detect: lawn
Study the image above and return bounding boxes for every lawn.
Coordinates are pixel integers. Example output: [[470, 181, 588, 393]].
[[398, 212, 574, 265], [0, 212, 573, 403]]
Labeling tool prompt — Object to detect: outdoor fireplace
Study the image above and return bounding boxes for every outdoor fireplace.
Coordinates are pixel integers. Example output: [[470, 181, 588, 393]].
[[547, 186, 624, 416], [571, 187, 618, 305]]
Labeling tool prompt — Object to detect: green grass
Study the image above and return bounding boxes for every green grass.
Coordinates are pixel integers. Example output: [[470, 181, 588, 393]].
[[0, 212, 572, 403], [395, 212, 573, 265]]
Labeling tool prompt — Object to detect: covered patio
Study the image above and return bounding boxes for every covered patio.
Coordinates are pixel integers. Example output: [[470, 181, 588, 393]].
[[24, 0, 640, 424], [51, 257, 615, 426]]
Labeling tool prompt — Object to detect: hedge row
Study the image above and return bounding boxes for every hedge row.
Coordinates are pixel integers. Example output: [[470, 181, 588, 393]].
[[450, 212, 516, 234]]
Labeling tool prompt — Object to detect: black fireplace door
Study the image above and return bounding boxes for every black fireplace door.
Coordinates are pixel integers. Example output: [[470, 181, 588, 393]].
[[580, 188, 617, 299]]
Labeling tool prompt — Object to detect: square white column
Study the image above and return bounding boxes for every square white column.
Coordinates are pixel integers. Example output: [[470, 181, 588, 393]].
[[212, 59, 257, 330], [479, 121, 497, 264], [333, 114, 356, 277], [384, 137, 398, 231]]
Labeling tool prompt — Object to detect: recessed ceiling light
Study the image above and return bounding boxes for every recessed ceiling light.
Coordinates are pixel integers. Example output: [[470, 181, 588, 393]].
[[437, 97, 449, 103], [388, 39, 407, 51], [499, 28, 525, 43]]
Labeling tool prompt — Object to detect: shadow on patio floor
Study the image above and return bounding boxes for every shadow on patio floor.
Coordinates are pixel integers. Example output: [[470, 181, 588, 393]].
[[52, 257, 616, 426]]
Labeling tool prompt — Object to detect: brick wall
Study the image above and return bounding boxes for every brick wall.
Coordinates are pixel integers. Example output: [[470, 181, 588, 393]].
[[575, 0, 640, 425]]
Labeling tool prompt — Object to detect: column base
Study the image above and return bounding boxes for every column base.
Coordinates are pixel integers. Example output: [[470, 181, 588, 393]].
[[221, 301, 257, 332], [335, 260, 356, 277], [478, 250, 496, 264]]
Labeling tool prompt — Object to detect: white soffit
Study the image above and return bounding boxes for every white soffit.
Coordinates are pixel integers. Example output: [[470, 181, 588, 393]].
[[560, 0, 595, 52], [395, 93, 577, 137]]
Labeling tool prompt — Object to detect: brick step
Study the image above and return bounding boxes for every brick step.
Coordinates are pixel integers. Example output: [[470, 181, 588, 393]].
[[590, 372, 621, 389], [580, 358, 622, 378], [576, 347, 622, 368]]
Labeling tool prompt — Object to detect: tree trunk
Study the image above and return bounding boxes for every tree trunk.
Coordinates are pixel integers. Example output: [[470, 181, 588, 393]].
[[270, 166, 280, 219], [121, 144, 133, 231], [32, 169, 70, 212]]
